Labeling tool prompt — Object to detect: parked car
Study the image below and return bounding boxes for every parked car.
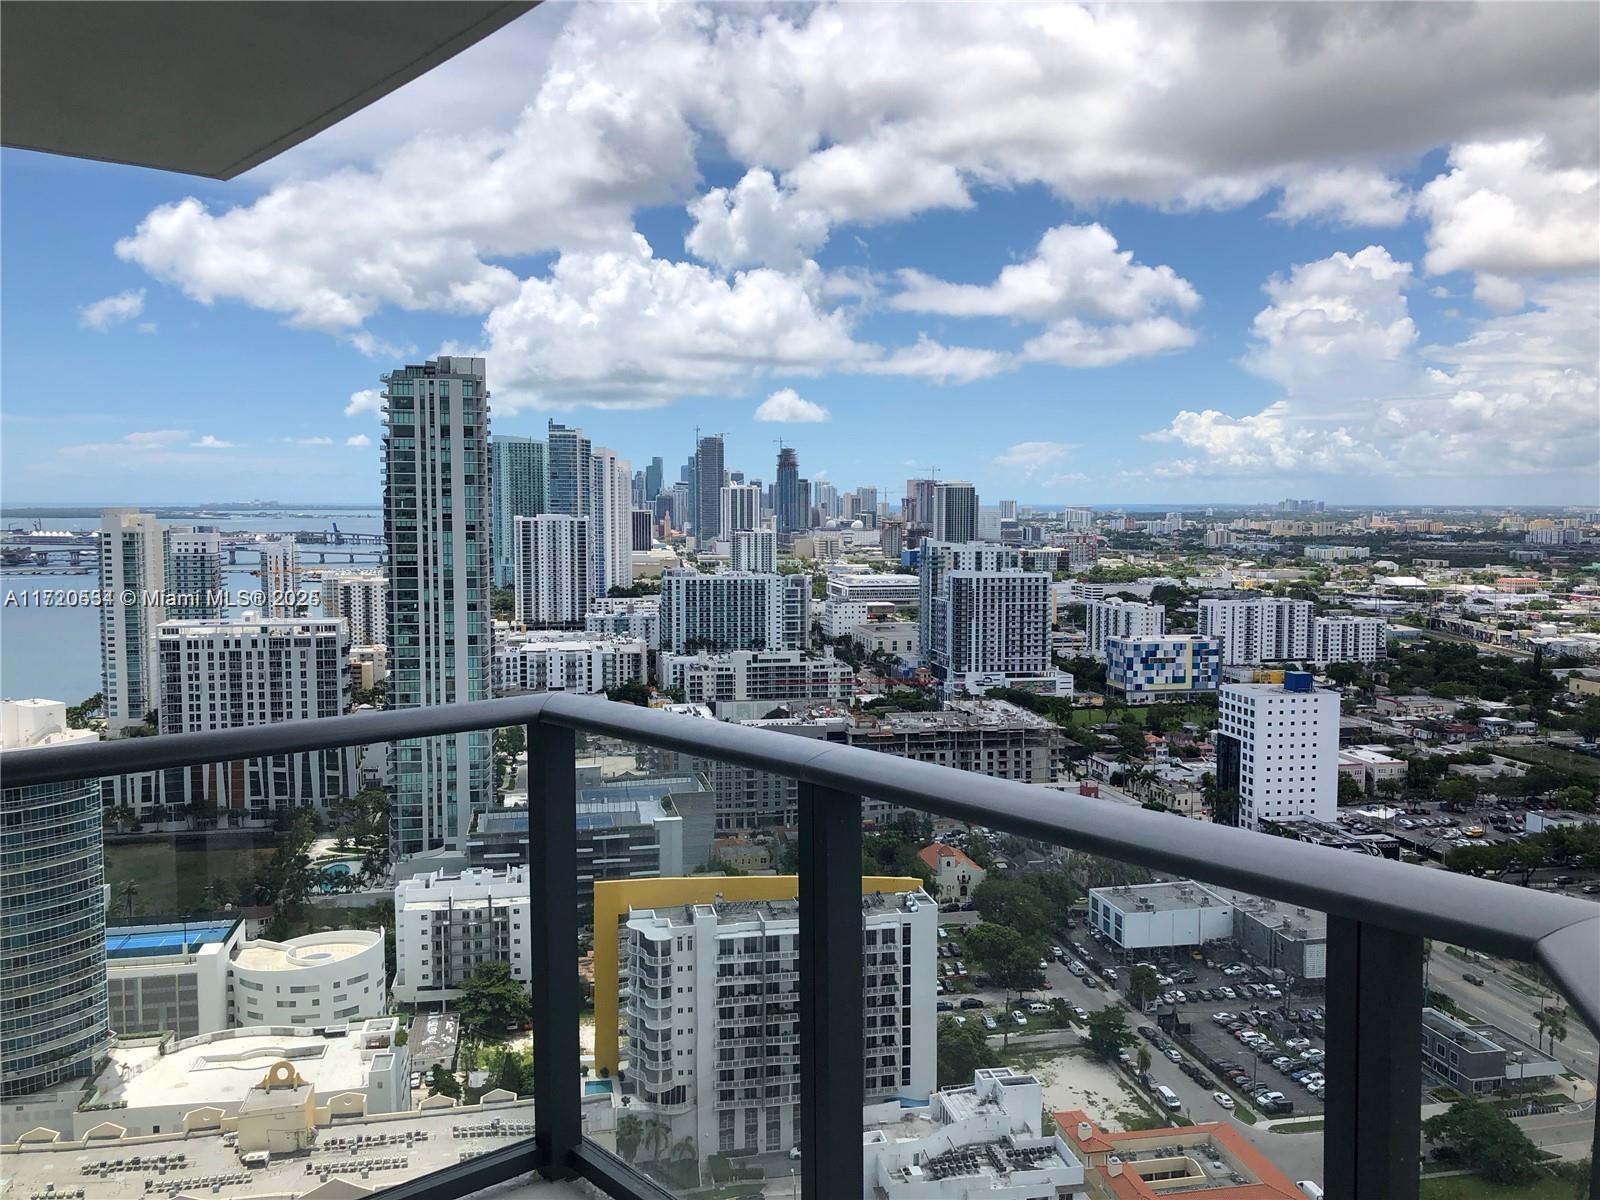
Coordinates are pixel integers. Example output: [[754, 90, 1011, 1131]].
[[982, 1015, 999, 1031], [960, 997, 985, 1010], [1028, 1001, 1050, 1014], [1012, 1010, 1028, 1027], [1212, 1091, 1235, 1110], [1164, 1048, 1182, 1064]]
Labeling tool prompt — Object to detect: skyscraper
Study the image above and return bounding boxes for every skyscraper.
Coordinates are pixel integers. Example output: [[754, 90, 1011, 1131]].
[[383, 356, 494, 858], [0, 699, 109, 1104], [644, 456, 664, 503], [163, 526, 223, 620], [589, 445, 634, 597], [932, 481, 978, 543], [259, 536, 300, 616], [325, 572, 388, 646], [491, 435, 548, 588], [720, 483, 760, 534], [1216, 674, 1338, 829], [513, 514, 591, 628], [631, 508, 655, 552], [98, 508, 166, 731], [775, 446, 808, 534], [904, 478, 937, 528], [730, 528, 778, 573], [547, 421, 592, 518], [694, 434, 725, 540]]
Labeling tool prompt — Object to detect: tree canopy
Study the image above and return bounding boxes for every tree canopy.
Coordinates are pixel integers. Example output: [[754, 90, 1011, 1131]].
[[457, 961, 532, 1036], [1083, 1006, 1134, 1062], [936, 1016, 999, 1087], [1422, 1098, 1541, 1184], [963, 923, 1045, 1001]]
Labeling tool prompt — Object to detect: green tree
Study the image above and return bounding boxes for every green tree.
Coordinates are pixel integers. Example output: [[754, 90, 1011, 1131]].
[[1337, 774, 1364, 806], [936, 1016, 999, 1087], [457, 961, 532, 1036], [1126, 965, 1160, 1010], [605, 681, 654, 707], [1136, 1044, 1152, 1076], [1537, 1006, 1569, 1056], [963, 923, 1045, 1003], [1436, 777, 1477, 812], [1083, 1006, 1133, 1062], [489, 1047, 535, 1096], [490, 587, 514, 619], [1422, 1098, 1540, 1184], [427, 1064, 461, 1098], [970, 877, 1055, 943]]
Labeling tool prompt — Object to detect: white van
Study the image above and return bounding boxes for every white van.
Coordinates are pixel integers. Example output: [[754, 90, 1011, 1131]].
[[1296, 1183, 1324, 1199], [1154, 1084, 1181, 1111]]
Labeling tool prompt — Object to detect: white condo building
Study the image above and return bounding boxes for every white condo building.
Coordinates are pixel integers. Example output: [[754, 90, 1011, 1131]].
[[1216, 673, 1339, 829], [494, 631, 648, 694], [586, 597, 661, 646], [383, 356, 494, 859], [150, 616, 355, 818], [730, 528, 778, 573], [621, 891, 936, 1157], [1199, 596, 1314, 665], [393, 868, 536, 1005], [590, 445, 635, 598], [658, 570, 810, 654], [719, 483, 760, 534], [919, 542, 1049, 682], [655, 648, 853, 712], [163, 526, 223, 620], [1312, 616, 1387, 665], [259, 536, 301, 617], [1084, 598, 1165, 656], [98, 508, 166, 730], [324, 571, 388, 646], [513, 514, 592, 628]]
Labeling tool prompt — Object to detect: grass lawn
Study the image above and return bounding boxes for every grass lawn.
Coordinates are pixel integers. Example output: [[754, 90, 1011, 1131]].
[[104, 837, 276, 916], [1490, 744, 1600, 780], [1270, 1119, 1324, 1135], [1419, 1176, 1575, 1199]]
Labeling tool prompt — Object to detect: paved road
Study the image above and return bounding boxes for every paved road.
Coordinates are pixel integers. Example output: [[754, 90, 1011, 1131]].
[[1428, 950, 1598, 1079]]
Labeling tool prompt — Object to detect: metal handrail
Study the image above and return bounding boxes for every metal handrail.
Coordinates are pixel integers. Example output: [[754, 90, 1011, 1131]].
[[6, 691, 1595, 1034]]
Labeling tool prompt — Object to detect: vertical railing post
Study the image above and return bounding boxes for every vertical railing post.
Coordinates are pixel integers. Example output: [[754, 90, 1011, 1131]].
[[530, 720, 579, 1179], [797, 781, 863, 1199], [1324, 917, 1423, 1200]]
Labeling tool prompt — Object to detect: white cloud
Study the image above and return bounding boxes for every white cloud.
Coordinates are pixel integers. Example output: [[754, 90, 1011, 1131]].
[[892, 223, 1200, 369], [860, 336, 1009, 384], [481, 236, 866, 410], [61, 429, 187, 457], [190, 435, 234, 449], [345, 388, 384, 418], [78, 289, 146, 331], [293, 436, 335, 446], [685, 169, 829, 271], [1147, 254, 1598, 480], [1420, 138, 1600, 281], [1472, 274, 1526, 313], [110, 2, 1597, 396], [1273, 167, 1411, 226], [754, 388, 830, 423], [345, 434, 372, 447], [993, 441, 1073, 476]]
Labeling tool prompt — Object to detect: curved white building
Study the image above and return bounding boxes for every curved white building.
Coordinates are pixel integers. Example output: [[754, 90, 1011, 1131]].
[[230, 930, 387, 1028]]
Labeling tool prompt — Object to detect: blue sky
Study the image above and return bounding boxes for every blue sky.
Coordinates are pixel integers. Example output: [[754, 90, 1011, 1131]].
[[3, 3, 1596, 508]]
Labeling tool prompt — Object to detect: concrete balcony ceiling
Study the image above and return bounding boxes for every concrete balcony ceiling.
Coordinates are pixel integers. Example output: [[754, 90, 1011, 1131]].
[[1, 1, 536, 179]]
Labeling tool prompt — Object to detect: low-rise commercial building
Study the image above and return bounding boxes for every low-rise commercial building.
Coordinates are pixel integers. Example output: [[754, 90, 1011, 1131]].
[[1230, 896, 1327, 981], [826, 572, 920, 608], [1420, 1008, 1560, 1096], [656, 648, 853, 719], [493, 630, 648, 694], [855, 619, 920, 665], [1087, 882, 1232, 950]]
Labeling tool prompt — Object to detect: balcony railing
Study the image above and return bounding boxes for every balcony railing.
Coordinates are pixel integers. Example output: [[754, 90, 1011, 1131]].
[[5, 691, 1597, 1200]]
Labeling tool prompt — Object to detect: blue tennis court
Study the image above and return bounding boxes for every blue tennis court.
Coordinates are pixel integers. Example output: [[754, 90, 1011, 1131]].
[[104, 920, 238, 960]]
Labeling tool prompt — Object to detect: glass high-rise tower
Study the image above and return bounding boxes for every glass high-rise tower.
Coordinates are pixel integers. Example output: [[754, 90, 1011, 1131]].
[[491, 436, 548, 587], [383, 356, 494, 858]]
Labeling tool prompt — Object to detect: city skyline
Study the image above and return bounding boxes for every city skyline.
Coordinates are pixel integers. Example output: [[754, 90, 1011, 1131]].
[[2, 4, 1596, 508]]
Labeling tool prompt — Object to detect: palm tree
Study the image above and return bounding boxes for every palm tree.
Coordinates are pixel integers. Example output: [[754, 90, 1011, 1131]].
[[616, 1113, 643, 1161], [1136, 1045, 1152, 1077], [114, 880, 140, 920], [1538, 1006, 1569, 1056]]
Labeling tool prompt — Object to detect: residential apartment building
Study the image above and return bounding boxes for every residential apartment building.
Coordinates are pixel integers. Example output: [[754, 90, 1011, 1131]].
[[774, 446, 808, 534], [493, 631, 648, 694], [1312, 615, 1386, 665], [490, 435, 548, 587], [258, 536, 301, 617], [931, 480, 978, 543], [1199, 596, 1314, 665], [512, 514, 592, 629], [589, 445, 635, 598], [383, 355, 494, 858], [658, 570, 810, 654], [0, 700, 109, 1102], [655, 649, 852, 717], [631, 508, 654, 552], [323, 571, 388, 647], [392, 868, 535, 1005], [586, 597, 661, 647], [1104, 635, 1221, 705], [1084, 597, 1165, 656], [918, 541, 1048, 683], [163, 526, 224, 620], [546, 421, 591, 521], [719, 483, 759, 535], [98, 508, 166, 730], [150, 617, 355, 819], [730, 528, 778, 574], [694, 434, 726, 540], [620, 890, 935, 1157], [1215, 673, 1339, 830]]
